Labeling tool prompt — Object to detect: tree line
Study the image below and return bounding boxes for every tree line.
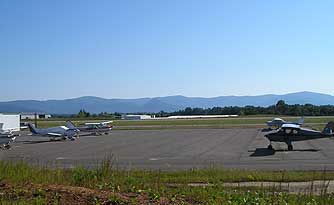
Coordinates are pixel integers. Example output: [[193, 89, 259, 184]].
[[157, 100, 334, 117], [63, 100, 334, 118]]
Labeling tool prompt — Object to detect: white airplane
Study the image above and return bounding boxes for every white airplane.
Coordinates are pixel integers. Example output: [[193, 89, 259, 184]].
[[27, 123, 79, 141], [266, 117, 304, 129], [66, 121, 113, 135], [0, 123, 18, 149]]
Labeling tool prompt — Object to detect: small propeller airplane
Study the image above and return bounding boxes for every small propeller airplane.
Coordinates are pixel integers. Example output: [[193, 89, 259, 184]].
[[27, 123, 79, 141], [266, 117, 304, 129], [0, 123, 18, 149], [265, 121, 334, 151], [66, 121, 113, 136]]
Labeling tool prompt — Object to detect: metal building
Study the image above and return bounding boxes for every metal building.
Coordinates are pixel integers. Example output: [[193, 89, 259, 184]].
[[121, 114, 155, 120], [0, 114, 20, 131], [20, 113, 52, 120]]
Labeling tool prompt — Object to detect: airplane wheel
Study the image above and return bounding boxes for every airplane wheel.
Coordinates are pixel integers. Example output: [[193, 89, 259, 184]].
[[105, 132, 109, 135], [267, 144, 273, 150], [288, 145, 293, 151]]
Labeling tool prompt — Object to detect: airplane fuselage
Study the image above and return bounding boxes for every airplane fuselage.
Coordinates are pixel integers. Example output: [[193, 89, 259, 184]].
[[76, 125, 112, 134], [265, 127, 330, 143], [33, 126, 69, 137]]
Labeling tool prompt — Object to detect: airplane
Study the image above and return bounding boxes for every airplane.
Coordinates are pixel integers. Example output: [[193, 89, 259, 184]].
[[27, 123, 79, 141], [265, 122, 334, 151], [0, 123, 18, 149], [266, 117, 304, 129], [66, 121, 113, 135]]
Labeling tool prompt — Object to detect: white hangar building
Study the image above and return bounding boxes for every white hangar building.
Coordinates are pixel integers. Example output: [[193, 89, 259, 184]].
[[20, 113, 52, 120], [0, 113, 20, 131], [121, 114, 155, 120]]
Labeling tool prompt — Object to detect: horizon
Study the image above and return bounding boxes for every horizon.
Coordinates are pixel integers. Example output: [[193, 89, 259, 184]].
[[1, 91, 333, 102], [2, 1, 334, 101]]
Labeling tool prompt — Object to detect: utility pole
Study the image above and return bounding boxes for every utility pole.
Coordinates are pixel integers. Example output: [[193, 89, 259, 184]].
[[34, 112, 38, 128]]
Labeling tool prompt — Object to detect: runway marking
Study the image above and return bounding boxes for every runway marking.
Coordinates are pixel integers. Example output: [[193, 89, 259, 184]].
[[149, 158, 159, 161], [56, 157, 66, 160]]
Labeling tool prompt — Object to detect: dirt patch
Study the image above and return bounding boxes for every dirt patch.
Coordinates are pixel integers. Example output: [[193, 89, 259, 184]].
[[0, 182, 189, 205]]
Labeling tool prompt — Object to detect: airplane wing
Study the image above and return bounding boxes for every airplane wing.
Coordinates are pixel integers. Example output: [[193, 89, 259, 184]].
[[85, 122, 101, 125], [85, 121, 113, 125], [47, 133, 63, 137], [281, 124, 300, 129], [101, 121, 113, 124]]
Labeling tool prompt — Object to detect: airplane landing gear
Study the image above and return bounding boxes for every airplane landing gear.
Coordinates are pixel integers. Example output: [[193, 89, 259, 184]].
[[286, 140, 293, 151], [3, 144, 11, 149], [267, 144, 273, 150]]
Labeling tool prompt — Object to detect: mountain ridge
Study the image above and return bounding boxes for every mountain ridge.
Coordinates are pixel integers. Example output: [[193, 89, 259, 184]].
[[1, 91, 334, 114]]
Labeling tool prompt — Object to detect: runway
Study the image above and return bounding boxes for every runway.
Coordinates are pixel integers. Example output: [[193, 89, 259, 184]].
[[2, 128, 334, 170]]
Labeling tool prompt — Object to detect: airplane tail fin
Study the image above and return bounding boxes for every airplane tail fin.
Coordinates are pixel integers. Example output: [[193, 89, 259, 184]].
[[65, 121, 76, 129], [323, 121, 334, 135], [27, 123, 38, 134], [297, 117, 305, 125], [65, 121, 80, 138]]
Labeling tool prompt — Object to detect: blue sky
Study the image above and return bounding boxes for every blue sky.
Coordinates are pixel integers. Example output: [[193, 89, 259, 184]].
[[1, 0, 334, 101]]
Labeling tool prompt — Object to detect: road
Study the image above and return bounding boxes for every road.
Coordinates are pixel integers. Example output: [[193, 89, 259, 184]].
[[2, 128, 334, 170]]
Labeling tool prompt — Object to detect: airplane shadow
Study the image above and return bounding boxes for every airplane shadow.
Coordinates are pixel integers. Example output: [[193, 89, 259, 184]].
[[78, 133, 97, 137], [261, 128, 274, 132], [20, 140, 65, 144], [249, 148, 320, 157]]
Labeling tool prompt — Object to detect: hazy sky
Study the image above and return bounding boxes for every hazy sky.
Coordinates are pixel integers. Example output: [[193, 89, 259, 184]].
[[1, 0, 334, 101]]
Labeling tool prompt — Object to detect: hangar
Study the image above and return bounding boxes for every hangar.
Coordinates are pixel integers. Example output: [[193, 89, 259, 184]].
[[121, 114, 155, 120], [0, 113, 20, 131], [20, 113, 52, 120]]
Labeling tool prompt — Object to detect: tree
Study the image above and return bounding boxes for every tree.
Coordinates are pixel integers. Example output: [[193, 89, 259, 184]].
[[275, 100, 287, 115], [77, 109, 90, 118]]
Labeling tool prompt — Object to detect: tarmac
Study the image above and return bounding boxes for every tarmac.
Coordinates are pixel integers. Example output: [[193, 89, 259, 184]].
[[2, 128, 334, 170]]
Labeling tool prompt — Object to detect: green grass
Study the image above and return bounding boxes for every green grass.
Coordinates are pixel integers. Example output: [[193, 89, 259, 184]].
[[2, 160, 334, 204], [2, 159, 334, 204], [4, 159, 334, 187], [29, 116, 334, 130]]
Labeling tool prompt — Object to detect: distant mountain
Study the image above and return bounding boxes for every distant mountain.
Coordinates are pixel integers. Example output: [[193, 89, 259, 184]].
[[1, 91, 334, 114]]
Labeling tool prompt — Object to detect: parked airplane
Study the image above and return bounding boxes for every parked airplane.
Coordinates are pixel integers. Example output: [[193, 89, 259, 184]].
[[66, 121, 113, 135], [27, 123, 79, 141], [265, 122, 334, 151], [266, 117, 304, 129], [0, 123, 17, 149]]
